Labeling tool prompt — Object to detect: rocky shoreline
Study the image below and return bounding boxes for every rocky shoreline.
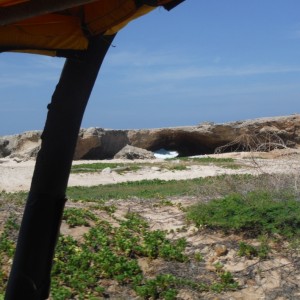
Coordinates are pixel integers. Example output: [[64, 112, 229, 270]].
[[1, 115, 299, 160]]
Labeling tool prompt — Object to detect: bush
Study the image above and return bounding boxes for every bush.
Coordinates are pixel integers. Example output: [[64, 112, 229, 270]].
[[186, 191, 300, 238]]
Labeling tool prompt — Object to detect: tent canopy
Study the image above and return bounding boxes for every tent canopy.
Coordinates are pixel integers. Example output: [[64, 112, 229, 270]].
[[0, 0, 183, 57]]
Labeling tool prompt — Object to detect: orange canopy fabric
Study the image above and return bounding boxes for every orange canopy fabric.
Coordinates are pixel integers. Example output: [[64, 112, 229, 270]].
[[0, 0, 183, 57]]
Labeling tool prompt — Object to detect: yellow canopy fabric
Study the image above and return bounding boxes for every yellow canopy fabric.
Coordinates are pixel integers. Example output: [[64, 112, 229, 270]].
[[0, 0, 183, 57]]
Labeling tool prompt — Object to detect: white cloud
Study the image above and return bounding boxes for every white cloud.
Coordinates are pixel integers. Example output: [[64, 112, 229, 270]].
[[106, 49, 189, 67], [0, 71, 60, 88], [119, 64, 300, 84], [0, 75, 33, 89], [0, 54, 64, 89], [292, 30, 300, 39], [104, 50, 300, 85], [33, 56, 65, 70], [213, 56, 221, 64], [286, 24, 300, 39]]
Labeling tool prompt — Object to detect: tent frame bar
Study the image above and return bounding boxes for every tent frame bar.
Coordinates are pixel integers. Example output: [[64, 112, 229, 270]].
[[0, 0, 98, 26], [5, 33, 115, 300]]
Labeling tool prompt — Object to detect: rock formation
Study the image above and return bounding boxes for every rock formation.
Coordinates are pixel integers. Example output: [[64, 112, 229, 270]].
[[0, 131, 41, 160], [114, 145, 155, 160], [75, 127, 129, 160], [1, 115, 300, 160]]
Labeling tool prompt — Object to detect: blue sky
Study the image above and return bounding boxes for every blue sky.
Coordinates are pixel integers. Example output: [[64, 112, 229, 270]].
[[0, 0, 300, 135]]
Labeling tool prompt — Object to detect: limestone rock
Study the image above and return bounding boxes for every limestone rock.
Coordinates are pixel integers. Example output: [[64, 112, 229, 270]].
[[0, 131, 41, 159], [101, 167, 112, 174], [0, 139, 9, 158], [74, 127, 129, 160], [214, 244, 228, 256], [114, 144, 155, 160], [74, 127, 103, 160], [128, 115, 300, 156], [1, 114, 300, 160]]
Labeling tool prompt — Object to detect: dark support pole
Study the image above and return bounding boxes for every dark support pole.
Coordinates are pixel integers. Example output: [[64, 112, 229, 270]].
[[5, 33, 115, 300]]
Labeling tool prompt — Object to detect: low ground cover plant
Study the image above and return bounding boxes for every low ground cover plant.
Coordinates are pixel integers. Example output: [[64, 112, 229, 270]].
[[70, 157, 240, 176], [186, 190, 300, 238], [174, 157, 235, 163], [168, 156, 240, 169], [238, 241, 270, 260], [63, 207, 98, 227], [66, 174, 259, 202], [1, 171, 300, 299], [0, 215, 19, 295], [71, 162, 141, 174], [0, 206, 239, 299], [0, 191, 26, 207]]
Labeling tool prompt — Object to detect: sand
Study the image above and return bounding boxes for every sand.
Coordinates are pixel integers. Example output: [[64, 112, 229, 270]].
[[1, 149, 300, 193]]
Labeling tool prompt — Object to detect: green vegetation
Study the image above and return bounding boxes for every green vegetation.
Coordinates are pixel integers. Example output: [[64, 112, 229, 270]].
[[168, 156, 240, 169], [173, 156, 235, 163], [187, 191, 300, 238], [210, 270, 239, 293], [167, 164, 188, 171], [135, 274, 179, 300], [71, 162, 141, 174], [67, 174, 257, 201], [88, 201, 117, 214], [67, 172, 291, 202], [209, 262, 239, 292], [192, 157, 240, 169], [2, 171, 300, 298], [0, 214, 19, 293], [194, 251, 204, 262], [67, 178, 195, 201], [63, 207, 98, 227], [238, 241, 269, 260], [0, 207, 239, 299], [70, 157, 240, 176], [0, 215, 19, 257], [51, 211, 211, 299], [0, 191, 26, 207]]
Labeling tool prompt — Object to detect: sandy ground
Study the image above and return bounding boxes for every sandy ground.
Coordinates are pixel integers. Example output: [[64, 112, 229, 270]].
[[2, 149, 300, 299], [1, 149, 300, 193]]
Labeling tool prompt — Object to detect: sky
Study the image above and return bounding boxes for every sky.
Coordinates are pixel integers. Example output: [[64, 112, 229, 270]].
[[0, 0, 300, 135]]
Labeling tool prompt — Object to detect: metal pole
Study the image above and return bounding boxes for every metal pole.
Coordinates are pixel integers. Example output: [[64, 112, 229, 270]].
[[5, 33, 115, 300]]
